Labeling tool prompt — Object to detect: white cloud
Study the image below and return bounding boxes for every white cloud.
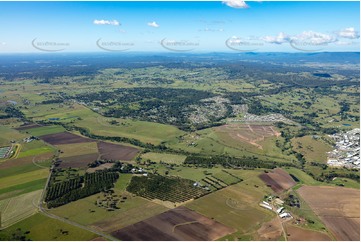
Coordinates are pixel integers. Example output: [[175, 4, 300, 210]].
[[291, 31, 337, 45], [222, 0, 248, 9], [147, 21, 159, 28], [93, 19, 120, 26], [261, 31, 337, 46], [337, 27, 360, 39], [261, 32, 290, 44]]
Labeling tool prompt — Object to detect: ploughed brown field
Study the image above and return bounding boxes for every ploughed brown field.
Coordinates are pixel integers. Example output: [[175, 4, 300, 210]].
[[58, 153, 100, 168], [14, 123, 42, 130], [111, 207, 236, 241], [259, 168, 296, 193], [284, 224, 331, 241], [39, 132, 92, 145], [97, 141, 138, 161], [297, 185, 360, 241]]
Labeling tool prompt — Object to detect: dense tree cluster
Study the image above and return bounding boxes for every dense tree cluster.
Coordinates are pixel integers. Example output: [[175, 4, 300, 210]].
[[46, 170, 119, 208], [184, 155, 280, 169], [126, 174, 207, 203]]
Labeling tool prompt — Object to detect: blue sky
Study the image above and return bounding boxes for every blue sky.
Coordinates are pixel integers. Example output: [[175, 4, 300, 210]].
[[0, 1, 359, 53]]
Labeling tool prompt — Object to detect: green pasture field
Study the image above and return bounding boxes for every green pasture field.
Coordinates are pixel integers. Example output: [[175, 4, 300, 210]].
[[168, 127, 292, 163], [291, 136, 333, 163], [49, 192, 168, 233], [186, 169, 275, 240], [0, 213, 98, 241], [0, 126, 27, 146], [0, 178, 47, 201], [114, 174, 133, 192], [140, 152, 186, 164], [23, 125, 66, 137], [0, 169, 48, 190], [0, 162, 48, 180]]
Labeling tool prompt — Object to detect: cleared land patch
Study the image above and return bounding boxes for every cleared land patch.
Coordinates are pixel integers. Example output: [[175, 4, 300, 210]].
[[214, 124, 280, 149], [259, 168, 296, 193], [97, 141, 138, 161], [111, 206, 235, 241], [58, 142, 99, 158], [39, 132, 92, 145], [58, 153, 100, 168], [297, 185, 360, 241], [284, 224, 332, 241]]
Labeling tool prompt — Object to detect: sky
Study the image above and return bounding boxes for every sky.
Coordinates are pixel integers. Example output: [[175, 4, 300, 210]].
[[0, 1, 359, 53]]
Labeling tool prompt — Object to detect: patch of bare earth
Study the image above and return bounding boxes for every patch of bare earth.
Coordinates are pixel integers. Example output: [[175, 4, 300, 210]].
[[111, 206, 235, 241], [0, 152, 53, 170], [297, 185, 360, 241], [40, 132, 92, 145], [259, 168, 296, 194], [58, 153, 99, 168], [285, 224, 331, 241], [257, 217, 283, 241], [97, 141, 138, 161], [215, 124, 280, 149]]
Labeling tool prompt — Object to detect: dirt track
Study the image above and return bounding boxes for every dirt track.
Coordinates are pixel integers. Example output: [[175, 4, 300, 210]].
[[297, 185, 360, 241]]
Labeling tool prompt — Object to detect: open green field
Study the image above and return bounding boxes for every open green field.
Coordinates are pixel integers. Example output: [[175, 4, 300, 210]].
[[23, 125, 66, 137], [29, 104, 185, 145], [167, 127, 292, 163], [0, 169, 48, 190], [0, 178, 47, 201], [17, 141, 55, 158], [291, 136, 333, 163], [185, 169, 276, 240], [140, 152, 186, 164], [0, 126, 27, 146], [114, 174, 133, 192], [50, 191, 169, 233], [0, 190, 42, 228], [0, 213, 98, 240]]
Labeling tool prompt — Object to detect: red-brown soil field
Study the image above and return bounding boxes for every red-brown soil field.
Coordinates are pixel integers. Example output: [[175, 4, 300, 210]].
[[97, 141, 138, 161], [39, 132, 93, 145], [297, 185, 360, 241], [256, 217, 283, 241], [58, 153, 100, 168], [285, 224, 331, 241], [259, 168, 296, 193], [111, 207, 235, 241]]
